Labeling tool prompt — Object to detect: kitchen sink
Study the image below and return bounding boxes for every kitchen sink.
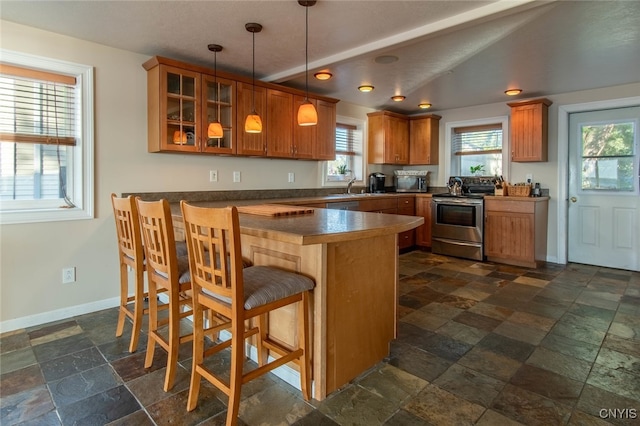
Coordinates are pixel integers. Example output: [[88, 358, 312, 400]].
[[325, 193, 387, 198]]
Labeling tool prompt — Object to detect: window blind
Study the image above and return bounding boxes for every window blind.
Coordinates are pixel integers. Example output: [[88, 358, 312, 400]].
[[336, 123, 360, 156], [0, 63, 77, 146], [453, 123, 502, 156]]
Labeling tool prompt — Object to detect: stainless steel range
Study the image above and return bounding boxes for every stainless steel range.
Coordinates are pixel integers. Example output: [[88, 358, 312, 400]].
[[431, 177, 494, 261]]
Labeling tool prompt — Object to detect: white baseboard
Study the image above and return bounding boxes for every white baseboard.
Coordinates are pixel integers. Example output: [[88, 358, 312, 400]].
[[0, 297, 120, 333]]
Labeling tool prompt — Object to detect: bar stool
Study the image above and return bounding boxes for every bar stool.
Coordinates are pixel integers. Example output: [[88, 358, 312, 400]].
[[136, 198, 194, 392], [180, 201, 314, 425], [111, 193, 148, 353]]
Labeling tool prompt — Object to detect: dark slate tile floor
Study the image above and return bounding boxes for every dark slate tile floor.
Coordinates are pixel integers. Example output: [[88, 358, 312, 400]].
[[1, 251, 639, 425]]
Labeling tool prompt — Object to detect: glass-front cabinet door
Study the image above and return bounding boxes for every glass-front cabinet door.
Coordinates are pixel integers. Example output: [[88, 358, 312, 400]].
[[202, 74, 236, 154], [161, 66, 200, 152]]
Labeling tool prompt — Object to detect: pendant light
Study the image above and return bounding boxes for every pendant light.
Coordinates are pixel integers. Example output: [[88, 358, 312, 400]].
[[207, 44, 224, 139], [297, 0, 318, 126], [245, 23, 263, 134]]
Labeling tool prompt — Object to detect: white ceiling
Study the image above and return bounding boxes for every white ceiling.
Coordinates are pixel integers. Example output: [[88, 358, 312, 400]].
[[2, 0, 639, 114]]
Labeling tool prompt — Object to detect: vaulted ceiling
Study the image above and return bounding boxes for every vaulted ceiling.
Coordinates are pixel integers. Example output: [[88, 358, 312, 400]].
[[2, 0, 639, 114]]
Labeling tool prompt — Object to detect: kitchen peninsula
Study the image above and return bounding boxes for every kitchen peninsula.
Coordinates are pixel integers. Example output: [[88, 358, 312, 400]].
[[169, 198, 423, 401]]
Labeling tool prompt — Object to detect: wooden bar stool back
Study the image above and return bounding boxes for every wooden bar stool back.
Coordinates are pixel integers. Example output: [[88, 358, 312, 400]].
[[180, 201, 314, 425], [136, 198, 194, 392], [111, 193, 148, 353]]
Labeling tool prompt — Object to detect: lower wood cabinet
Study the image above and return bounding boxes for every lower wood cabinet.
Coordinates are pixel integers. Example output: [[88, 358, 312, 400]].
[[396, 196, 416, 250], [484, 197, 549, 268], [415, 195, 432, 248]]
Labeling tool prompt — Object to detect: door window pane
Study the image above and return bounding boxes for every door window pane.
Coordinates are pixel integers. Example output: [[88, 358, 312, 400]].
[[580, 122, 636, 191]]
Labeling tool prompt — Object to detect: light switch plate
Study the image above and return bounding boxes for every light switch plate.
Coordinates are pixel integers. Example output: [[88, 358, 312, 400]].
[[233, 171, 241, 183], [209, 170, 218, 182], [288, 172, 294, 183]]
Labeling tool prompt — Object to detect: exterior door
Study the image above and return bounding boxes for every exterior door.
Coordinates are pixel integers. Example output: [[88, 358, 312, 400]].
[[568, 107, 640, 271]]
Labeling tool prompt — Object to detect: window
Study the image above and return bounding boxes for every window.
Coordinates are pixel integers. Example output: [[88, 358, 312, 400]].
[[447, 117, 508, 176], [326, 120, 363, 183], [0, 50, 93, 224], [453, 123, 503, 176], [578, 121, 637, 191]]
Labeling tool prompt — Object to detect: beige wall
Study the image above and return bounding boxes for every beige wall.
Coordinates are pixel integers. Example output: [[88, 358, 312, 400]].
[[1, 20, 638, 330]]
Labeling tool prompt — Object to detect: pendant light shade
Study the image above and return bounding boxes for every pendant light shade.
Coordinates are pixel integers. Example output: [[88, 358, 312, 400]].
[[207, 122, 223, 138], [297, 0, 318, 127], [245, 23, 263, 134], [297, 100, 318, 126], [207, 44, 224, 139], [173, 130, 187, 144], [245, 113, 263, 133]]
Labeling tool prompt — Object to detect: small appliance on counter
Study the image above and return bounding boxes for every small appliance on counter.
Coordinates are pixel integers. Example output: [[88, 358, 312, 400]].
[[394, 170, 429, 193], [369, 172, 386, 193]]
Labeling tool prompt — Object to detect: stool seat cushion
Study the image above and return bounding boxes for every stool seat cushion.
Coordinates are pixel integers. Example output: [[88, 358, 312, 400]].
[[201, 265, 314, 310], [154, 255, 191, 284], [243, 266, 315, 310]]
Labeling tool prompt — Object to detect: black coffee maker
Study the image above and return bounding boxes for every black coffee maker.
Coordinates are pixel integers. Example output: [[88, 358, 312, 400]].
[[369, 173, 386, 193]]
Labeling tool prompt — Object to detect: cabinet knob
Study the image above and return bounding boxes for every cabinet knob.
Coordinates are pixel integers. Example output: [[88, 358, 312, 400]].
[[570, 197, 577, 203]]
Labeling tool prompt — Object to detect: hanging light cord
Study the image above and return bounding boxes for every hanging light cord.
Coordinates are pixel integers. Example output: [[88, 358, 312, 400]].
[[304, 4, 310, 101], [251, 30, 256, 114], [51, 84, 75, 208], [214, 50, 220, 122]]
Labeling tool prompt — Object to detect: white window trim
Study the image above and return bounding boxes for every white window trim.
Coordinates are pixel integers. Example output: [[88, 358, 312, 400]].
[[322, 115, 365, 188], [444, 115, 510, 180], [0, 49, 94, 224]]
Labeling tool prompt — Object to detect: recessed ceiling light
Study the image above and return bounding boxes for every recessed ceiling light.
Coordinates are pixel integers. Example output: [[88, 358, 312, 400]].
[[418, 103, 432, 109], [358, 85, 374, 92], [374, 55, 399, 64], [314, 71, 332, 81], [504, 89, 522, 96], [391, 95, 406, 102]]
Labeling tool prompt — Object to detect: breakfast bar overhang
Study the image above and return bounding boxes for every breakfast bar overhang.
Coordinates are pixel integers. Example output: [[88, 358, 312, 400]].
[[174, 205, 423, 401]]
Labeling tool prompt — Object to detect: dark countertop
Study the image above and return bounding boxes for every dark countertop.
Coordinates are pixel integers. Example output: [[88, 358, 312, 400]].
[[172, 201, 424, 245]]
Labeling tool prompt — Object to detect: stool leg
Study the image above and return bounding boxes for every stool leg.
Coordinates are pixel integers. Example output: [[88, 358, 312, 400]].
[[144, 278, 159, 369], [257, 314, 268, 366], [116, 262, 128, 338], [128, 266, 145, 353], [187, 302, 204, 412], [226, 320, 244, 425], [163, 286, 180, 392], [299, 292, 311, 401]]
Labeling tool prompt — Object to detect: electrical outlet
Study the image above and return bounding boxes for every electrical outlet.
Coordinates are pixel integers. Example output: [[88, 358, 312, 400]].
[[288, 172, 294, 183], [62, 267, 76, 284], [526, 173, 533, 183], [209, 170, 218, 182], [233, 171, 241, 183]]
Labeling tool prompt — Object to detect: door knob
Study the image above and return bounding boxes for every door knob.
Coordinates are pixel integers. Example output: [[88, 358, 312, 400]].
[[570, 197, 577, 203]]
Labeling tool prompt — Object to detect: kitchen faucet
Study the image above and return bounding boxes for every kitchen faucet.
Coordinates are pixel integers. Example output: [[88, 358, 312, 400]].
[[346, 177, 357, 194]]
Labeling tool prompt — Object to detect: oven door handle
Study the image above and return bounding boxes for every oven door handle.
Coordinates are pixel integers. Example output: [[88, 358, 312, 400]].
[[433, 198, 483, 205], [431, 237, 482, 248]]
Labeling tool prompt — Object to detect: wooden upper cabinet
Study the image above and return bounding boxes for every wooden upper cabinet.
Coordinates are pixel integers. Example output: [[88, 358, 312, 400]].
[[266, 89, 294, 158], [314, 99, 336, 161], [291, 95, 316, 159], [508, 98, 552, 162], [367, 111, 409, 164], [236, 82, 267, 156], [201, 74, 236, 155], [147, 64, 201, 153], [144, 56, 338, 160], [409, 114, 441, 165]]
